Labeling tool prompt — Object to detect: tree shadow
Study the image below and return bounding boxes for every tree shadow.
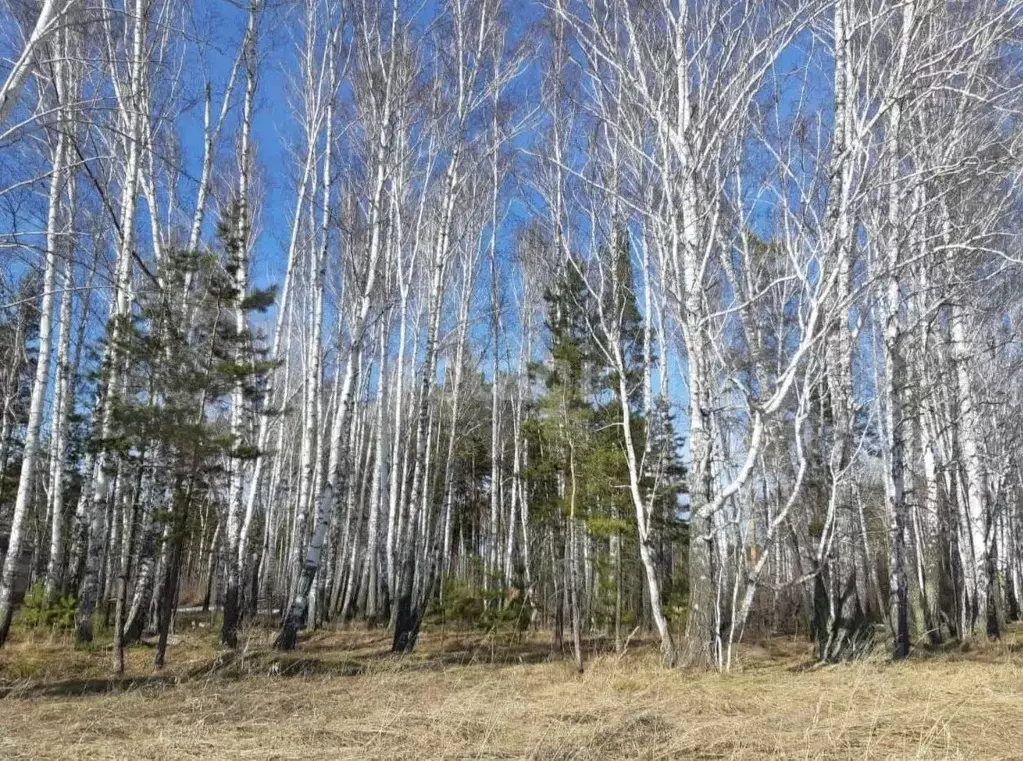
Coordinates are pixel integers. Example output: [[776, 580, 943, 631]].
[[351, 631, 654, 670], [0, 675, 180, 700], [0, 628, 662, 701]]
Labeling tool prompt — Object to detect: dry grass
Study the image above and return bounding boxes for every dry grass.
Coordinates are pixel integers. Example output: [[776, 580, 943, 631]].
[[3, 622, 1023, 760]]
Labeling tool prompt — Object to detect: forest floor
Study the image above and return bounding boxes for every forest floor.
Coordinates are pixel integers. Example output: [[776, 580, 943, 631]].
[[2, 619, 1023, 759]]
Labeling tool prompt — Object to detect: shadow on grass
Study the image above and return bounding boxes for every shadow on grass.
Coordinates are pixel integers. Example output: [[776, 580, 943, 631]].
[[0, 627, 666, 701], [0, 674, 181, 699], [187, 649, 369, 680], [0, 648, 370, 700]]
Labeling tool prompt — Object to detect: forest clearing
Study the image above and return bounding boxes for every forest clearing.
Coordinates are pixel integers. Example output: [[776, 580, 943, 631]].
[[3, 621, 1023, 760]]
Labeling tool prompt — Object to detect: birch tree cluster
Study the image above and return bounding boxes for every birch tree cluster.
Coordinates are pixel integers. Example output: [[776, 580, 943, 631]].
[[1, 0, 1022, 673]]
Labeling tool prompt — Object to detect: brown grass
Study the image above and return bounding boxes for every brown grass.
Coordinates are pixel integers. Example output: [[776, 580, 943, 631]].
[[3, 622, 1023, 760]]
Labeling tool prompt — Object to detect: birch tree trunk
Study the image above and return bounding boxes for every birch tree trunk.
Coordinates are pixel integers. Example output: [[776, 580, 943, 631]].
[[76, 0, 146, 644], [222, 0, 260, 648], [0, 111, 66, 645], [0, 0, 76, 128], [277, 0, 397, 649], [881, 0, 916, 661], [42, 125, 77, 604]]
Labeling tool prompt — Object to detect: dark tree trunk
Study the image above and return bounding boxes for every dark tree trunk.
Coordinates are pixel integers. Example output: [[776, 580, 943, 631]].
[[392, 554, 420, 653], [154, 530, 183, 669]]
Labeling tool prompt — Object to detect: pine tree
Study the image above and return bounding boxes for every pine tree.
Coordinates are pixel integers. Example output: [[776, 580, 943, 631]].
[[528, 246, 685, 663], [99, 202, 274, 668]]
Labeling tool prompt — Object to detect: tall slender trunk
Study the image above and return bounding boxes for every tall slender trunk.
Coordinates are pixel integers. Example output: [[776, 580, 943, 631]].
[[43, 163, 77, 604], [113, 455, 144, 673], [76, 0, 146, 643], [440, 265, 473, 580], [881, 0, 916, 660], [0, 0, 72, 127], [278, 2, 397, 649], [0, 122, 66, 645], [363, 323, 391, 625], [951, 303, 992, 636], [392, 158, 457, 653], [222, 0, 259, 648], [386, 297, 408, 599]]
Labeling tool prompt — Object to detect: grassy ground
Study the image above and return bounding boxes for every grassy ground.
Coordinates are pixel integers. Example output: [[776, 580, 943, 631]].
[[2, 621, 1023, 759]]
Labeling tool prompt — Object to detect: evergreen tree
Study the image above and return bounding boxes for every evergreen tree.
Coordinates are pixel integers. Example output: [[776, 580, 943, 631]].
[[98, 202, 274, 665], [527, 243, 686, 651]]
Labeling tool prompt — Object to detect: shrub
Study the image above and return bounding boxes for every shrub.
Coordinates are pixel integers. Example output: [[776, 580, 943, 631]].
[[17, 582, 77, 631], [429, 577, 530, 634]]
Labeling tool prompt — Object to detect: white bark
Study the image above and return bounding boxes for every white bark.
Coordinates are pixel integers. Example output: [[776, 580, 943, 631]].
[[0, 116, 66, 643], [0, 0, 77, 128], [43, 169, 77, 603], [77, 0, 146, 641]]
